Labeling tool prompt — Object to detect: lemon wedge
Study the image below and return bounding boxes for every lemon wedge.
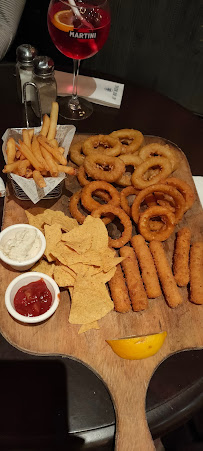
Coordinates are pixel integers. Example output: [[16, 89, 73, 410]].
[[106, 331, 167, 360], [52, 10, 74, 32]]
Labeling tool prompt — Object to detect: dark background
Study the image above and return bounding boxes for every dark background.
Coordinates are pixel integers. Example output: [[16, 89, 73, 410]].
[[2, 0, 203, 116]]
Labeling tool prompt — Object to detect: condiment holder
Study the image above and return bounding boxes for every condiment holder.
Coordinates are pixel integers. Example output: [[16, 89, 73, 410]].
[[5, 272, 60, 324], [0, 224, 46, 271]]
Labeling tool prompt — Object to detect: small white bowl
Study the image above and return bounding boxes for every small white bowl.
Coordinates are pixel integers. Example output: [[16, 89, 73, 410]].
[[0, 224, 46, 271], [5, 272, 60, 324]]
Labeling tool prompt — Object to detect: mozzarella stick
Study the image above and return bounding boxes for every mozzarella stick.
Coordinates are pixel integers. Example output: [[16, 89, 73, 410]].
[[173, 227, 191, 286], [120, 246, 148, 311], [149, 241, 183, 308], [131, 235, 162, 298], [189, 242, 203, 305], [108, 264, 132, 313]]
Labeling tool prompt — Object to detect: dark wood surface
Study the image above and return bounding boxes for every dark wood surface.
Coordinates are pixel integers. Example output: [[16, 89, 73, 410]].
[[0, 62, 203, 448]]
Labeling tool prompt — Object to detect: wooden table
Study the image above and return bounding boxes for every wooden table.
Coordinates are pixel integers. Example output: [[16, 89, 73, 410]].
[[0, 62, 203, 450]]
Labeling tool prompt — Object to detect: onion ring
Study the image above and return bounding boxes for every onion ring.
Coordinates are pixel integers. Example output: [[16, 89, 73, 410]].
[[69, 190, 86, 224], [138, 206, 176, 241], [139, 143, 178, 171], [83, 134, 122, 157], [91, 205, 133, 248], [120, 186, 138, 216], [116, 154, 143, 186], [77, 165, 111, 202], [84, 153, 125, 183], [131, 156, 172, 189], [110, 129, 144, 154], [163, 177, 195, 212], [81, 181, 120, 212], [69, 141, 85, 166], [131, 183, 185, 225]]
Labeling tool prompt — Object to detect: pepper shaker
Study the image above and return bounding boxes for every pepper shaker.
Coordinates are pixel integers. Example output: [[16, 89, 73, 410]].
[[16, 44, 38, 103], [31, 56, 57, 117]]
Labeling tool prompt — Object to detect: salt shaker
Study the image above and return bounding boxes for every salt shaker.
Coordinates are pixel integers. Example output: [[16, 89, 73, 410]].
[[31, 56, 57, 117], [16, 44, 38, 102]]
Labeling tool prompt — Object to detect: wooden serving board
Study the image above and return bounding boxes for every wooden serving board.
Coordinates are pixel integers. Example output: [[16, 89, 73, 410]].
[[0, 135, 203, 451]]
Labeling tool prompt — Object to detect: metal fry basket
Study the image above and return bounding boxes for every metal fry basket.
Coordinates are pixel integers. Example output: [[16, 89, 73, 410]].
[[8, 174, 64, 201]]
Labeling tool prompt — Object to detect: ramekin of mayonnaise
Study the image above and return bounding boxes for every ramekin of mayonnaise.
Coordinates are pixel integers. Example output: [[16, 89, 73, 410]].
[[0, 224, 46, 271]]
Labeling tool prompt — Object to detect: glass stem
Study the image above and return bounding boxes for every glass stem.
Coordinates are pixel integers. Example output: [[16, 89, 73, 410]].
[[69, 59, 81, 110]]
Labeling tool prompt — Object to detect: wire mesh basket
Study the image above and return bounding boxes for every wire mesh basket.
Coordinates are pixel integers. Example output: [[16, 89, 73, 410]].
[[8, 174, 64, 201]]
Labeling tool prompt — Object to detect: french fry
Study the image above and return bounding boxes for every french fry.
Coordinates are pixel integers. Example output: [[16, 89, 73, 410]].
[[6, 138, 16, 164], [47, 101, 59, 140], [31, 136, 49, 171], [40, 146, 58, 177], [40, 114, 50, 137], [3, 161, 22, 174], [58, 147, 65, 154], [25, 168, 33, 178], [57, 165, 76, 175], [15, 150, 21, 159], [33, 170, 46, 188], [22, 129, 31, 149], [17, 160, 31, 177], [49, 138, 58, 147], [19, 140, 43, 171], [38, 136, 67, 165], [28, 129, 34, 140]]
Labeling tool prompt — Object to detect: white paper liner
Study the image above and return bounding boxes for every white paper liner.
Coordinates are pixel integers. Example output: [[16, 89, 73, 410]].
[[2, 125, 76, 204], [193, 176, 203, 207], [0, 177, 6, 197]]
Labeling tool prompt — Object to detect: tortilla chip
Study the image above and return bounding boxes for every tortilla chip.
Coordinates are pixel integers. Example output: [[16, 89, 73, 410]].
[[62, 216, 108, 254], [54, 265, 75, 287], [44, 224, 62, 262], [25, 210, 45, 232], [31, 259, 55, 278], [43, 209, 78, 231], [93, 266, 116, 284], [69, 274, 114, 324], [78, 321, 100, 334]]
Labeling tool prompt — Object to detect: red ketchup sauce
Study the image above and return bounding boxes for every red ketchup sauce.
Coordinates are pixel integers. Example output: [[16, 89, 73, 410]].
[[14, 279, 52, 317]]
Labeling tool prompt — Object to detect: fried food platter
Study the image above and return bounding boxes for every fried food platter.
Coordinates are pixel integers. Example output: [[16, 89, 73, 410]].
[[0, 132, 203, 451]]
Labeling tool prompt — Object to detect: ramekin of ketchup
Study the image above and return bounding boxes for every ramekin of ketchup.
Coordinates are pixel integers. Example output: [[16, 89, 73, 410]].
[[5, 272, 60, 324]]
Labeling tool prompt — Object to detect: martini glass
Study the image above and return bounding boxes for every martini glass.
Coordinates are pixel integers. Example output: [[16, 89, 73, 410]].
[[47, 0, 111, 120]]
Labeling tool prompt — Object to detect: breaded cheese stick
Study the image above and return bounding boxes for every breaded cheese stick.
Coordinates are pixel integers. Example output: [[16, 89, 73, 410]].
[[173, 227, 191, 287], [108, 264, 132, 313], [149, 241, 183, 308], [189, 241, 203, 305], [120, 246, 148, 311], [131, 234, 162, 298]]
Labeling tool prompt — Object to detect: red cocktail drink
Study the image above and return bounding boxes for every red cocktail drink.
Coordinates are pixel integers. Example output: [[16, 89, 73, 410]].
[[48, 2, 110, 59]]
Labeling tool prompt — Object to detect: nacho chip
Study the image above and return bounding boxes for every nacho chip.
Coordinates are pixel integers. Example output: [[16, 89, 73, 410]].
[[62, 216, 108, 254], [43, 209, 78, 231], [69, 274, 114, 324], [25, 210, 45, 233], [54, 265, 75, 287], [31, 259, 55, 278], [93, 266, 116, 284], [78, 321, 100, 334], [44, 223, 62, 262]]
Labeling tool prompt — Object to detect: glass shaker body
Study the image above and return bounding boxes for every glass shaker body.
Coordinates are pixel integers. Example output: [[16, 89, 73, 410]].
[[31, 56, 57, 117], [16, 44, 38, 103]]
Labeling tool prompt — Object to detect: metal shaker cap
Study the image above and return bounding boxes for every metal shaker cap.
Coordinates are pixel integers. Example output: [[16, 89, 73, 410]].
[[33, 56, 55, 77], [16, 44, 38, 65]]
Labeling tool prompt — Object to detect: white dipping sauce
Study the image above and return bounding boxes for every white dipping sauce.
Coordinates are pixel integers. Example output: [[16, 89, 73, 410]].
[[1, 228, 41, 262]]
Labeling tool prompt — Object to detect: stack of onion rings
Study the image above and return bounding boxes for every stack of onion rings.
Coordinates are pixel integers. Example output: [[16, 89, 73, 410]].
[[91, 204, 133, 248], [131, 183, 185, 225], [81, 181, 120, 212], [83, 134, 122, 157], [70, 141, 85, 166], [84, 153, 125, 183], [131, 156, 172, 189], [163, 177, 195, 212], [69, 187, 116, 225], [139, 143, 179, 171], [120, 186, 138, 216], [77, 165, 111, 202], [110, 129, 144, 154], [138, 205, 176, 241], [116, 154, 143, 186]]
